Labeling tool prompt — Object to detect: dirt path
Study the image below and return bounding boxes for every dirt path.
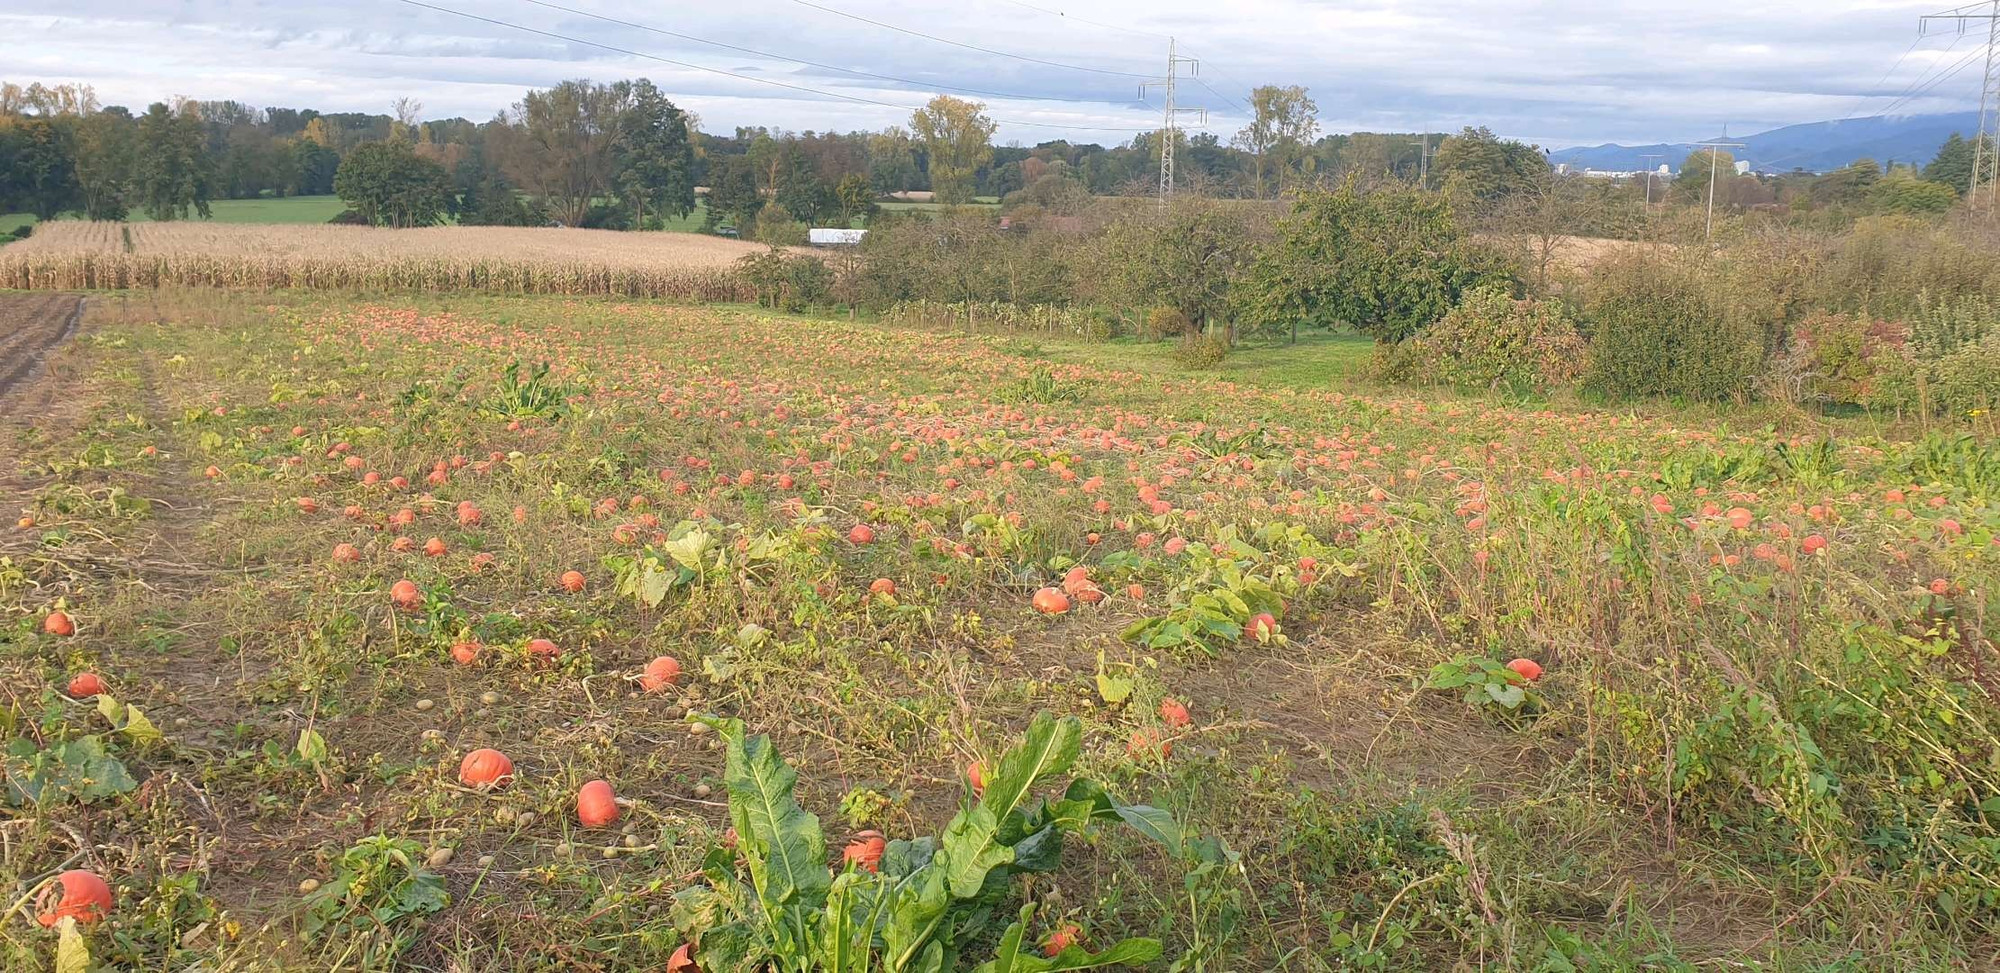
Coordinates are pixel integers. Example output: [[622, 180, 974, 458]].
[[0, 292, 83, 404]]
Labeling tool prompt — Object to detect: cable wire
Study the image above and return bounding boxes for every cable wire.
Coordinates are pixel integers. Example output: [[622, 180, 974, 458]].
[[785, 0, 1154, 79], [396, 0, 1157, 132]]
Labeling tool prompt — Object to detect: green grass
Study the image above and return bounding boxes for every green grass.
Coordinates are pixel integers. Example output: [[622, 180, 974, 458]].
[[1, 212, 33, 237], [1031, 330, 1378, 392]]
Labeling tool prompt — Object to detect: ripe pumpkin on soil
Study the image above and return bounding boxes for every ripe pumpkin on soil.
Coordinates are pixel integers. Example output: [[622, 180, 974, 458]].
[[36, 869, 113, 927], [869, 577, 897, 597], [43, 611, 75, 636], [847, 524, 875, 545], [639, 656, 682, 692], [1247, 612, 1278, 641], [528, 638, 561, 663], [450, 641, 482, 665], [1507, 658, 1544, 681], [390, 579, 422, 610], [459, 748, 514, 789], [576, 779, 619, 827], [842, 831, 886, 872], [67, 672, 106, 698], [1043, 923, 1081, 957], [560, 570, 586, 592], [1032, 587, 1071, 615], [422, 537, 447, 557], [332, 542, 361, 563], [1159, 698, 1191, 728]]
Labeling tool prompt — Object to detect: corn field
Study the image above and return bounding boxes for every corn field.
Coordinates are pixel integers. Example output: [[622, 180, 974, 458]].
[[883, 299, 1108, 339], [0, 222, 759, 300]]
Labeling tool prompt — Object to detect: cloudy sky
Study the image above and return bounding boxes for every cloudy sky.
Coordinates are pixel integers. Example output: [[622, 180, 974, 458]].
[[1, 0, 1988, 148]]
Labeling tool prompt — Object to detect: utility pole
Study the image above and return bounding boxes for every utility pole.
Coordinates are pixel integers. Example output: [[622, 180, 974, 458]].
[[1639, 153, 1664, 206], [1404, 133, 1431, 184], [1140, 37, 1203, 212], [1693, 136, 1745, 243], [1923, 2, 2000, 212]]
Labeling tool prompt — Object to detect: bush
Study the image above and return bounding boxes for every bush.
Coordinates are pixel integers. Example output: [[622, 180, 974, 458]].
[[737, 248, 832, 313], [1761, 312, 1903, 407], [1867, 296, 2000, 418], [1173, 333, 1228, 369], [1146, 306, 1192, 340], [1378, 285, 1586, 395], [752, 201, 808, 247], [1581, 253, 1778, 402]]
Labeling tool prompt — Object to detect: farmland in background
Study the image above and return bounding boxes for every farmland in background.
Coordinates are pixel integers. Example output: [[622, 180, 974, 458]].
[[0, 222, 758, 298]]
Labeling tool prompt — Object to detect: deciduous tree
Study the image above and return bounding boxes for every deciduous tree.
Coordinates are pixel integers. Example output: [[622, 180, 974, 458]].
[[910, 96, 995, 205]]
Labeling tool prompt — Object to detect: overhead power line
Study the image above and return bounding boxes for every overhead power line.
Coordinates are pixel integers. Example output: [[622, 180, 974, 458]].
[[972, 0, 1250, 116], [395, 0, 1156, 133], [786, 0, 1154, 79], [515, 0, 1131, 107]]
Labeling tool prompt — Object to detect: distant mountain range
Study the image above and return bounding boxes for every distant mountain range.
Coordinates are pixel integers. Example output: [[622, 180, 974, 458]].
[[1547, 112, 1981, 174]]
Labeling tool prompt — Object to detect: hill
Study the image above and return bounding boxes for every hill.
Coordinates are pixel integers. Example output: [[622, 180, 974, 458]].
[[1549, 111, 1981, 173]]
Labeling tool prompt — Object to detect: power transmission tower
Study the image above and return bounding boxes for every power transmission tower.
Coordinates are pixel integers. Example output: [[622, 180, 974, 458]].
[[1404, 133, 1432, 184], [1693, 137, 1745, 242], [1922, 2, 2000, 212], [1140, 37, 1204, 211], [1639, 153, 1664, 206]]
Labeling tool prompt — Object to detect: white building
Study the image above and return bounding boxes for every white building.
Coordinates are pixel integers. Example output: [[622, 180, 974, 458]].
[[808, 228, 866, 247]]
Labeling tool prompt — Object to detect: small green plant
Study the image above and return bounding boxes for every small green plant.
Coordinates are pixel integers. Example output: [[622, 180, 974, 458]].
[[999, 366, 1088, 405], [302, 836, 449, 962], [1172, 334, 1228, 370], [1773, 438, 1842, 488], [1424, 655, 1543, 721], [483, 359, 575, 421], [670, 711, 1167, 971]]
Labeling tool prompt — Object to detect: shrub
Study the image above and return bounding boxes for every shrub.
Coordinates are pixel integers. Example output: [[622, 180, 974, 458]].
[[1173, 333, 1228, 369], [1581, 253, 1777, 402], [1868, 296, 2000, 418], [1379, 285, 1586, 395], [1762, 312, 1903, 406], [1146, 306, 1192, 340], [737, 247, 832, 313]]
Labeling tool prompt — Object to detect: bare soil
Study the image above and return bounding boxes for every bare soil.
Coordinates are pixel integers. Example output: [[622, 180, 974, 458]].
[[0, 292, 82, 403]]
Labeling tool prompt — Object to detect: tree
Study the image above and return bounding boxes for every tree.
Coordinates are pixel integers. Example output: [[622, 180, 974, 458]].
[[612, 78, 696, 229], [74, 109, 134, 220], [1237, 178, 1506, 343], [133, 102, 213, 221], [491, 80, 625, 226], [1922, 132, 1994, 194], [1871, 170, 1958, 214], [1232, 85, 1319, 198], [833, 172, 878, 225], [0, 115, 81, 220], [290, 137, 341, 195], [910, 96, 995, 205], [1672, 149, 1737, 207], [1431, 126, 1549, 203], [333, 139, 453, 227], [1493, 168, 1589, 290], [704, 155, 761, 233], [1101, 201, 1253, 340], [1807, 159, 1880, 209], [866, 127, 921, 194]]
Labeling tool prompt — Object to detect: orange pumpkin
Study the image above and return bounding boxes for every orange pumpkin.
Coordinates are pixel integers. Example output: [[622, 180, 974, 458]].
[[527, 638, 561, 663], [67, 672, 106, 698], [967, 760, 987, 797], [36, 869, 112, 927], [1159, 698, 1191, 728], [422, 537, 447, 557], [869, 577, 897, 597], [1507, 658, 1543, 682], [1042, 923, 1081, 957], [390, 579, 422, 610], [43, 611, 75, 636], [847, 524, 875, 545], [1031, 587, 1070, 615], [639, 656, 682, 692], [1246, 613, 1278, 641], [332, 542, 361, 563], [560, 570, 586, 593], [842, 830, 886, 872], [450, 641, 482, 665], [458, 748, 514, 789], [667, 943, 700, 973], [576, 779, 619, 827]]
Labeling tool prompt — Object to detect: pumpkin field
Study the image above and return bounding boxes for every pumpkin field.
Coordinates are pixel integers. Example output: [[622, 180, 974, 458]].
[[5, 288, 2000, 971]]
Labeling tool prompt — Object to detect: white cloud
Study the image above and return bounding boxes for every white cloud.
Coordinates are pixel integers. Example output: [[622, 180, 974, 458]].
[[0, 0, 1977, 146]]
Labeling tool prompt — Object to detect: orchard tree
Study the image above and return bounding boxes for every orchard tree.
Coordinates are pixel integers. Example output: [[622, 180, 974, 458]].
[[1237, 178, 1506, 343], [1100, 200, 1253, 339], [333, 139, 453, 227], [910, 96, 995, 205]]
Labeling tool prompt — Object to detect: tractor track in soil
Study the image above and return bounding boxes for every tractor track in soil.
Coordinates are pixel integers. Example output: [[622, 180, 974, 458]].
[[0, 292, 84, 406]]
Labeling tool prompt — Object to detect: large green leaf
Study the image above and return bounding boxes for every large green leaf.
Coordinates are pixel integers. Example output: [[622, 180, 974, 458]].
[[973, 904, 1164, 972], [980, 713, 1080, 826], [705, 716, 831, 915]]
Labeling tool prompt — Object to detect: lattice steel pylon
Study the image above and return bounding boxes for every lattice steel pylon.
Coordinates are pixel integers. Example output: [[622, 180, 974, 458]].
[[1923, 1, 2000, 212], [1141, 38, 1205, 212]]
